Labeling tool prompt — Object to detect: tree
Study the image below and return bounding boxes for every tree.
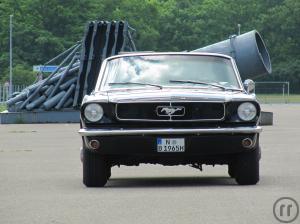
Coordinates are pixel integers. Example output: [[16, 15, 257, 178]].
[[0, 0, 299, 92]]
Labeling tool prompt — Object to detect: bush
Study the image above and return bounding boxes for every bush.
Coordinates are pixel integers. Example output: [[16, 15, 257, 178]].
[[0, 63, 36, 86]]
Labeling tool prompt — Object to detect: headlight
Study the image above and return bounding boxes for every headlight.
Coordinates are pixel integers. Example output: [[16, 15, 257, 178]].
[[84, 103, 103, 122], [237, 102, 257, 121]]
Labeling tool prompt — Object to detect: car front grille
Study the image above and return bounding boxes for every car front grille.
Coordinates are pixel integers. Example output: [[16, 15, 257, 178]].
[[116, 102, 225, 121]]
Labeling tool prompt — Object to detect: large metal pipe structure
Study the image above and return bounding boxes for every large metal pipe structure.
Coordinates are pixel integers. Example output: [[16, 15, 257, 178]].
[[43, 42, 81, 67], [26, 95, 47, 110], [59, 77, 77, 90], [193, 30, 271, 79], [4, 21, 136, 113], [63, 98, 74, 108], [20, 43, 81, 109], [6, 91, 29, 106], [48, 54, 79, 98], [43, 91, 66, 110], [44, 85, 55, 97], [55, 84, 75, 110], [48, 66, 79, 85]]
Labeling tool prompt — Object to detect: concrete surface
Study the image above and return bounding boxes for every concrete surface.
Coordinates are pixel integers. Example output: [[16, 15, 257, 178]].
[[0, 104, 299, 224]]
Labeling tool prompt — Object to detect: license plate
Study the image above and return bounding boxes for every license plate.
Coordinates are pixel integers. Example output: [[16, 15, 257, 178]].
[[157, 138, 185, 152]]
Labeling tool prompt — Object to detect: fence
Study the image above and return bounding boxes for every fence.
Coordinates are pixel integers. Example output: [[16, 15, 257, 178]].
[[254, 81, 299, 104], [0, 84, 27, 103]]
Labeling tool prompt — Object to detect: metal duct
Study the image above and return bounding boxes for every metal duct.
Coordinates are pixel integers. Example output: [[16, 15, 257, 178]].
[[193, 30, 271, 79], [6, 20, 136, 112]]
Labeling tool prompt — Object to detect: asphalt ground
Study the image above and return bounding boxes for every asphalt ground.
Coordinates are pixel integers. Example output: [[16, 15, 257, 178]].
[[0, 104, 299, 224]]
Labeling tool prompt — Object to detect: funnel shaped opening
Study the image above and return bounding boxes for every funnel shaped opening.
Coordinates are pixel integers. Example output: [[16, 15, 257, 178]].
[[255, 32, 272, 74]]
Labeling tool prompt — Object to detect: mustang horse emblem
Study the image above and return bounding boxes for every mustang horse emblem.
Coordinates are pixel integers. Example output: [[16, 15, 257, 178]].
[[157, 106, 185, 116]]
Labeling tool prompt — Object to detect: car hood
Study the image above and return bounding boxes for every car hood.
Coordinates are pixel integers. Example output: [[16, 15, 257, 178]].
[[83, 88, 256, 104]]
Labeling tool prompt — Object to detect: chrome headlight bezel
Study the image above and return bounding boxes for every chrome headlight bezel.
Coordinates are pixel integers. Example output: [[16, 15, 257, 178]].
[[237, 102, 257, 121], [84, 103, 104, 122]]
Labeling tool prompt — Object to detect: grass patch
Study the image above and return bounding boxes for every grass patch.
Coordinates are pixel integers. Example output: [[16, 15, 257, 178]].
[[0, 103, 7, 112], [256, 94, 300, 103]]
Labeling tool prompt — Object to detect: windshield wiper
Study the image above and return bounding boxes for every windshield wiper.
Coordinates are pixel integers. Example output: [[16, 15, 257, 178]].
[[169, 80, 227, 90], [108, 82, 163, 89]]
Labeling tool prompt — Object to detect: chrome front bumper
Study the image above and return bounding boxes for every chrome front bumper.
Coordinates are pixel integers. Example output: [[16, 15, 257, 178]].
[[78, 126, 262, 137]]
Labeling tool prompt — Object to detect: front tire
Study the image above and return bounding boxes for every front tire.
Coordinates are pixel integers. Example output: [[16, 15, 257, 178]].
[[234, 146, 260, 185], [82, 147, 110, 187]]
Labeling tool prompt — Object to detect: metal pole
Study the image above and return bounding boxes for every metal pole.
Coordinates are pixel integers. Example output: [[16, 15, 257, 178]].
[[9, 15, 13, 97], [238, 24, 241, 35], [282, 84, 285, 103], [287, 82, 290, 103]]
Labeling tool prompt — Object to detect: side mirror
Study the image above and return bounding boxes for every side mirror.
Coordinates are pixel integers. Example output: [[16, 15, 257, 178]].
[[243, 79, 255, 94]]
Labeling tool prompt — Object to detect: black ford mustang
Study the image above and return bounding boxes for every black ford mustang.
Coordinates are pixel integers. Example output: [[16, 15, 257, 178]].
[[79, 52, 262, 187]]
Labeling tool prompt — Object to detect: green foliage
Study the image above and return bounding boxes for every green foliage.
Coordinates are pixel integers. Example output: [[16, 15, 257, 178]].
[[0, 0, 299, 91], [256, 59, 300, 93], [0, 103, 7, 112], [0, 63, 36, 85]]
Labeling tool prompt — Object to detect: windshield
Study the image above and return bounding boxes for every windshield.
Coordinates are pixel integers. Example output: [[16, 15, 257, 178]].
[[101, 55, 241, 90]]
